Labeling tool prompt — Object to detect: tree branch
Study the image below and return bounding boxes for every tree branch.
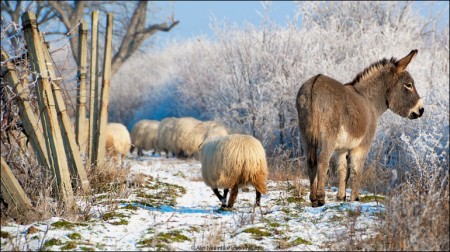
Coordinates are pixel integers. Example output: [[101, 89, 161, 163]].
[[111, 1, 180, 75], [144, 20, 180, 34], [48, 1, 71, 28]]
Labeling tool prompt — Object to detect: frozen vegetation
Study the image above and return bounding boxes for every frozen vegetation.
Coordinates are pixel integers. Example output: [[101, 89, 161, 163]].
[[1, 155, 386, 251], [1, 1, 448, 251]]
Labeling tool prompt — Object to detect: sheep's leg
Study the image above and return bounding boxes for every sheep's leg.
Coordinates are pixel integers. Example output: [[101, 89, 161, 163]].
[[138, 148, 143, 157], [255, 190, 261, 206], [221, 189, 229, 207], [227, 185, 239, 208], [212, 188, 226, 207], [223, 189, 229, 199]]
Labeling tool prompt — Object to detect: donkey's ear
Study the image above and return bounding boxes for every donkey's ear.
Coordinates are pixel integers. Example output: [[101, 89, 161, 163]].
[[395, 49, 418, 74]]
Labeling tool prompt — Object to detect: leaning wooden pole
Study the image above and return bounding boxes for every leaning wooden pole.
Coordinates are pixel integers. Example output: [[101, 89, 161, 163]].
[[40, 33, 90, 193], [88, 11, 100, 168], [22, 12, 74, 205], [1, 50, 50, 172], [75, 20, 88, 153], [1, 157, 33, 216], [95, 13, 114, 167]]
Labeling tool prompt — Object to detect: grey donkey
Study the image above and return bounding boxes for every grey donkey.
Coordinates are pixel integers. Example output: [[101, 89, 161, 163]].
[[296, 50, 424, 207]]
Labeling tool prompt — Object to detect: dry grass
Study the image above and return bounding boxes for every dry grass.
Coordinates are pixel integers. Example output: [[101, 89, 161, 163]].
[[338, 155, 449, 251], [1, 134, 135, 225], [369, 163, 449, 251], [86, 160, 130, 195], [268, 148, 306, 182]]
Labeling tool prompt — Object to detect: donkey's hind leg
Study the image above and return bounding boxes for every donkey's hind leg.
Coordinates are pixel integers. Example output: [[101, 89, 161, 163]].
[[337, 151, 350, 201], [316, 142, 334, 207], [304, 139, 319, 207]]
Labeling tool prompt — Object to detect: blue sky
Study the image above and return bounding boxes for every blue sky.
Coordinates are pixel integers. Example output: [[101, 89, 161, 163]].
[[153, 1, 449, 45], [169, 1, 297, 39]]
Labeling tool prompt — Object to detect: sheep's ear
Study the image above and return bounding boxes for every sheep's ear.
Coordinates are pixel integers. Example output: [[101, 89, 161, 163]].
[[395, 49, 418, 74]]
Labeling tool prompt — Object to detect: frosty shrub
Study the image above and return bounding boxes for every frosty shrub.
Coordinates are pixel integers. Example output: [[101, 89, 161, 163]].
[[113, 1, 448, 168], [111, 1, 448, 249]]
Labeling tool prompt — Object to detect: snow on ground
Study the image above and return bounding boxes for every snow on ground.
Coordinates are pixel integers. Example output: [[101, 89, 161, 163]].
[[1, 154, 384, 251]]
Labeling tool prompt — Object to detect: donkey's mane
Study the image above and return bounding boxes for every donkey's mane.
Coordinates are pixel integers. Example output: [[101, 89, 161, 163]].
[[347, 57, 397, 85]]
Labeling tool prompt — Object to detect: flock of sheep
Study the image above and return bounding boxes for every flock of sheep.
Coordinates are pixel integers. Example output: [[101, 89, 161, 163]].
[[102, 117, 268, 209]]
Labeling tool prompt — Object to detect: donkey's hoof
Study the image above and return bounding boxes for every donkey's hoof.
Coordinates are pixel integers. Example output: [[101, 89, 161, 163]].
[[350, 196, 360, 201], [337, 195, 347, 201], [311, 200, 319, 207], [318, 199, 326, 206]]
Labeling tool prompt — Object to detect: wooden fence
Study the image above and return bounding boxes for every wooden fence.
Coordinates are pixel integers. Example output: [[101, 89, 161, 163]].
[[1, 11, 114, 214]]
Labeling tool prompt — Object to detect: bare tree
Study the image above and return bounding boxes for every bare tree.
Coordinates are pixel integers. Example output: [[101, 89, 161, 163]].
[[1, 1, 179, 75], [111, 1, 179, 75], [1, 1, 56, 52], [48, 1, 179, 75]]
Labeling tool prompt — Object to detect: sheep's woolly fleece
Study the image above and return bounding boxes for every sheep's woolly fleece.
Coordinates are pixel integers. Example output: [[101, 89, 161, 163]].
[[200, 134, 268, 194], [157, 117, 178, 155], [131, 120, 160, 152], [106, 123, 131, 158], [0, 155, 384, 251]]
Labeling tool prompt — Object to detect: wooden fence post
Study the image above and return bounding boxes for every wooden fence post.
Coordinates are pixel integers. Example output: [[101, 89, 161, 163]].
[[40, 33, 90, 193], [95, 13, 114, 167], [76, 20, 88, 153], [1, 50, 50, 173], [88, 11, 100, 168], [1, 157, 33, 216], [22, 12, 74, 205]]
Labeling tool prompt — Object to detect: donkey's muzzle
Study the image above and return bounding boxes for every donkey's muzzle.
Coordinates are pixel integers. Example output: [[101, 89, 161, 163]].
[[409, 107, 424, 119], [408, 99, 424, 119]]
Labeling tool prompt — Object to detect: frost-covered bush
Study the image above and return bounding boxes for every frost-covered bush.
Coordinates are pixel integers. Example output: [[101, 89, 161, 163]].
[[112, 1, 448, 170]]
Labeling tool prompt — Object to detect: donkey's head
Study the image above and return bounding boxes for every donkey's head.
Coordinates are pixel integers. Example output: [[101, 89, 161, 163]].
[[386, 49, 424, 119]]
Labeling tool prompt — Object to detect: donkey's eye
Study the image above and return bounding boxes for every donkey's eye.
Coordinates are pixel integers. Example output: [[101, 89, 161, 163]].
[[404, 83, 413, 89]]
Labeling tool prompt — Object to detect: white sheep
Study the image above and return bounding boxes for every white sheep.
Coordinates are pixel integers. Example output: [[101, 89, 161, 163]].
[[182, 121, 209, 158], [130, 120, 160, 156], [172, 117, 201, 157], [157, 117, 178, 158], [187, 121, 229, 160], [204, 123, 229, 141], [106, 123, 131, 161], [200, 134, 268, 208]]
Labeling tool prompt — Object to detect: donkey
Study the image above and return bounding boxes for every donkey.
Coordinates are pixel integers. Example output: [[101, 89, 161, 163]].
[[296, 50, 424, 207]]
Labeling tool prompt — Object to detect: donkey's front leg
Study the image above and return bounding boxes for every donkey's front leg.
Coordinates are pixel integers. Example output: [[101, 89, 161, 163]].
[[348, 148, 369, 201], [337, 151, 350, 201]]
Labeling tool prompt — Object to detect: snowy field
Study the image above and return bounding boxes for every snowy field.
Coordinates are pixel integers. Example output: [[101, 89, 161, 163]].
[[1, 154, 385, 251]]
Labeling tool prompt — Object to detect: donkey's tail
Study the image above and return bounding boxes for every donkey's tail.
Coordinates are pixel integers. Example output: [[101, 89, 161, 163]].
[[297, 73, 321, 167], [308, 74, 322, 168]]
